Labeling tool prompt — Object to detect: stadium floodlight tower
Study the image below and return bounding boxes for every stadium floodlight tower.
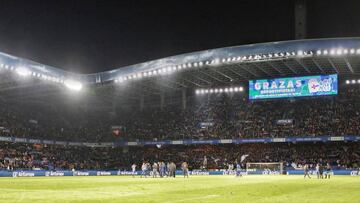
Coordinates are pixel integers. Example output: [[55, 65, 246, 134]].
[[64, 79, 83, 91]]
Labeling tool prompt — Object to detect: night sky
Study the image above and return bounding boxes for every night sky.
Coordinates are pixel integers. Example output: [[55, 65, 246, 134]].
[[0, 0, 359, 73]]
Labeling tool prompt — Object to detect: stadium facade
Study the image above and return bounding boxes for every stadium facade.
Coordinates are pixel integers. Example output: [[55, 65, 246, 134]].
[[1, 38, 360, 146], [1, 37, 360, 177]]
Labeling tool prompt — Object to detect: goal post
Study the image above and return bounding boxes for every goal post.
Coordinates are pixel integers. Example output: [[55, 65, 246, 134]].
[[246, 162, 284, 175]]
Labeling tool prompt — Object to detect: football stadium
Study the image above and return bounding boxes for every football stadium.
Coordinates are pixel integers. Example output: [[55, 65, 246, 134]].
[[1, 1, 360, 203]]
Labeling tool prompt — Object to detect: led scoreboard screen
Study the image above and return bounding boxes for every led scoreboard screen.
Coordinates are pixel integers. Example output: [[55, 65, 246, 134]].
[[249, 74, 338, 100]]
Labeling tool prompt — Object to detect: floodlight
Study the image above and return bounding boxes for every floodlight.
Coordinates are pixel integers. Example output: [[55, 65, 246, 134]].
[[64, 79, 83, 91], [239, 87, 244, 91], [336, 49, 342, 55], [316, 50, 321, 55], [350, 49, 355, 54], [345, 80, 350, 84], [16, 67, 31, 76], [297, 50, 303, 56], [351, 80, 356, 84]]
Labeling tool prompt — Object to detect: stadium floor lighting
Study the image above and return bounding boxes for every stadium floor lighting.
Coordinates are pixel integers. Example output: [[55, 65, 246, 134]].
[[64, 80, 83, 91]]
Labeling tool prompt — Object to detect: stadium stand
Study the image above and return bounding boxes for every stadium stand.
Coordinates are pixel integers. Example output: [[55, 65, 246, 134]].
[[1, 86, 360, 141], [1, 38, 360, 174], [1, 142, 359, 171]]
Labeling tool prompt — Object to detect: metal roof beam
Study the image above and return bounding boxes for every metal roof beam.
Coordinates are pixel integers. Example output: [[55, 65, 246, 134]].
[[198, 69, 227, 83], [236, 63, 259, 78], [187, 73, 212, 85], [327, 58, 339, 74], [252, 63, 273, 77], [161, 77, 188, 88], [343, 58, 354, 73], [182, 78, 203, 87], [209, 67, 234, 82], [224, 65, 249, 80], [266, 61, 286, 76], [311, 58, 325, 73], [294, 59, 311, 73], [280, 60, 298, 74]]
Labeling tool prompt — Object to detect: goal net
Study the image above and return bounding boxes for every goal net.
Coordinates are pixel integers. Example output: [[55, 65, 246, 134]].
[[246, 162, 283, 175]]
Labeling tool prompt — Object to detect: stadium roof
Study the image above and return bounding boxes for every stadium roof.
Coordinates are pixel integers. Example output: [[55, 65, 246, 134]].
[[1, 37, 360, 106]]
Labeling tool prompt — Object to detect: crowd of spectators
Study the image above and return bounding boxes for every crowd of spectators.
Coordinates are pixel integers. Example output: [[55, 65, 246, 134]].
[[0, 87, 360, 142], [0, 142, 359, 171]]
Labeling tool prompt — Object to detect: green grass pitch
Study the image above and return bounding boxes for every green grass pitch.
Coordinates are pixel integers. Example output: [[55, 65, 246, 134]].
[[0, 175, 359, 203]]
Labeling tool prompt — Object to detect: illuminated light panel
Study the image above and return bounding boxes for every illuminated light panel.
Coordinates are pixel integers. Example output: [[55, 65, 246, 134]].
[[64, 80, 83, 91], [16, 67, 31, 76]]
